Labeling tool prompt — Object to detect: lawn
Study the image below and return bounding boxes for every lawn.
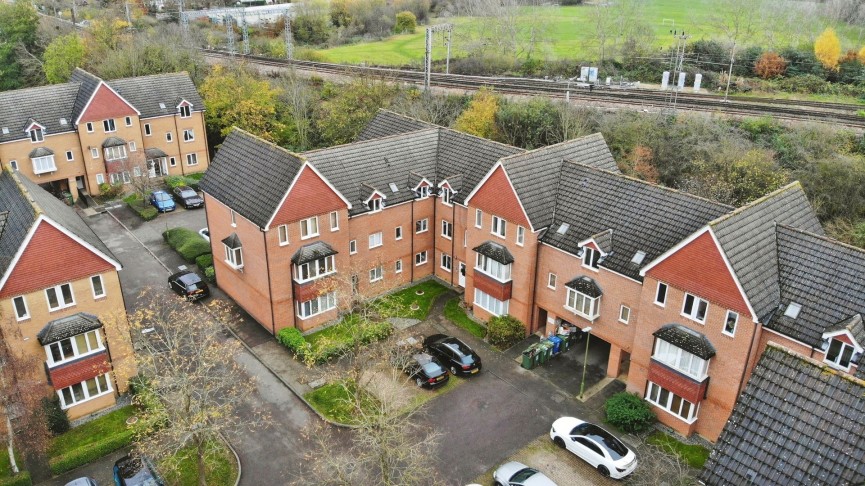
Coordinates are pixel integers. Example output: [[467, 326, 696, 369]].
[[50, 406, 137, 458], [646, 431, 710, 469], [388, 280, 450, 320], [304, 381, 379, 425], [444, 298, 486, 339], [159, 440, 238, 486]]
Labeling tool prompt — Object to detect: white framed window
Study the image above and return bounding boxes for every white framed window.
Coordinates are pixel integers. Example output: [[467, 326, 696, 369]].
[[415, 251, 428, 266], [86, 122, 94, 133], [548, 273, 557, 289], [166, 132, 173, 142], [296, 292, 336, 319], [368, 198, 382, 212], [369, 265, 383, 282], [186, 153, 198, 166], [619, 305, 630, 324], [104, 145, 127, 161], [653, 339, 709, 380], [45, 283, 75, 311], [474, 288, 509, 316], [395, 226, 403, 240], [646, 381, 697, 423], [144, 123, 152, 136], [517, 226, 525, 246], [29, 128, 44, 142], [723, 310, 738, 336], [128, 141, 137, 152], [65, 151, 74, 161], [295, 255, 336, 282], [441, 253, 452, 271], [46, 329, 103, 367], [9, 160, 17, 171], [565, 288, 600, 320], [230, 210, 236, 226], [169, 157, 177, 167], [475, 209, 483, 228], [655, 282, 668, 306], [12, 296, 29, 321], [395, 260, 402, 273], [416, 185, 430, 198], [369, 231, 383, 249], [90, 275, 105, 299], [825, 339, 856, 370], [442, 187, 453, 205], [103, 119, 116, 132], [32, 155, 57, 174], [583, 247, 600, 269], [91, 148, 99, 159], [224, 245, 244, 269], [183, 129, 194, 142], [329, 211, 339, 231], [682, 293, 709, 324], [278, 224, 289, 246], [416, 218, 428, 233], [95, 173, 105, 184], [179, 104, 192, 118], [441, 220, 453, 239], [109, 171, 131, 185], [491, 215, 506, 238], [475, 253, 512, 282], [349, 240, 357, 255], [300, 216, 319, 239], [58, 373, 112, 409], [125, 116, 132, 127]]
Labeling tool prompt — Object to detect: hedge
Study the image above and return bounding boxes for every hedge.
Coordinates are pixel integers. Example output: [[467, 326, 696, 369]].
[[604, 392, 656, 434], [49, 429, 135, 475], [487, 315, 525, 349], [165, 174, 204, 192], [277, 320, 392, 364], [124, 194, 158, 221], [163, 227, 211, 263], [277, 328, 311, 359], [204, 266, 215, 283], [195, 253, 213, 269], [0, 472, 31, 486]]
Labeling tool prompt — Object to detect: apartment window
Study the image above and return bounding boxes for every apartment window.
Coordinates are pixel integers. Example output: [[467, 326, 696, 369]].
[[179, 104, 192, 118], [224, 245, 243, 269], [46, 329, 102, 367], [491, 215, 506, 238], [278, 224, 289, 246], [825, 339, 855, 370], [300, 216, 319, 239], [517, 226, 525, 246], [441, 220, 453, 239], [369, 198, 382, 212], [91, 148, 99, 159], [416, 185, 430, 198], [415, 251, 428, 266], [442, 187, 453, 205], [547, 273, 557, 289], [395, 260, 403, 273], [474, 289, 509, 316], [65, 151, 74, 161], [103, 119, 116, 132], [109, 171, 131, 185], [653, 339, 709, 380], [166, 132, 173, 142], [329, 211, 339, 231], [619, 305, 631, 324], [144, 123, 152, 136], [646, 382, 697, 423], [395, 226, 403, 240], [296, 292, 336, 319], [475, 253, 512, 282], [58, 373, 112, 409], [475, 209, 483, 228], [183, 129, 194, 142], [441, 253, 452, 272], [723, 311, 738, 336], [86, 122, 94, 133], [104, 145, 127, 161], [583, 247, 601, 269], [12, 296, 29, 321], [416, 218, 428, 233], [295, 255, 336, 282], [655, 282, 668, 306], [349, 240, 357, 255], [128, 141, 136, 152], [133, 166, 142, 178], [186, 153, 198, 166], [369, 265, 383, 282], [95, 173, 104, 184], [169, 157, 177, 167], [32, 155, 57, 175], [565, 287, 600, 320], [369, 231, 383, 249], [682, 293, 709, 323], [9, 160, 17, 171], [29, 128, 44, 142], [90, 275, 105, 299], [124, 116, 132, 127], [45, 283, 75, 311]]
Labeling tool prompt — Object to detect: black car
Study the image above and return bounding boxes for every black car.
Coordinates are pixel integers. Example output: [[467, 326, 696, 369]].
[[113, 455, 163, 486], [172, 186, 203, 209], [424, 334, 482, 376], [168, 270, 210, 301], [404, 352, 449, 388]]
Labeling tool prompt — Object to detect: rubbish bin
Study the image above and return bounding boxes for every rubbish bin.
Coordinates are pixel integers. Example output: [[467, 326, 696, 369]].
[[521, 347, 535, 370], [531, 344, 541, 367], [538, 341, 551, 363], [549, 336, 562, 355], [556, 334, 570, 352]]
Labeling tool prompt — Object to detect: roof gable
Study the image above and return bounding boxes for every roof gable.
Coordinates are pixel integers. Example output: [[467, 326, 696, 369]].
[[75, 82, 139, 124], [465, 164, 532, 229], [270, 164, 349, 227]]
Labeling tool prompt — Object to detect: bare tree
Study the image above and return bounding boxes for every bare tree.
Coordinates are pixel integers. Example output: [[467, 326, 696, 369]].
[[275, 69, 316, 151], [554, 101, 598, 143], [455, 0, 551, 64], [115, 151, 159, 203], [391, 89, 465, 127], [627, 440, 698, 486]]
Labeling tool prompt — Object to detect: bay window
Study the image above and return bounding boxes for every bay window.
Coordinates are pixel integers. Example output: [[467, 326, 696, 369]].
[[104, 145, 127, 161], [474, 289, 509, 316], [475, 254, 511, 282], [646, 381, 697, 423], [652, 339, 709, 380], [565, 287, 600, 320], [58, 373, 112, 409], [45, 329, 103, 367], [32, 155, 56, 174], [297, 292, 337, 319], [295, 255, 336, 282]]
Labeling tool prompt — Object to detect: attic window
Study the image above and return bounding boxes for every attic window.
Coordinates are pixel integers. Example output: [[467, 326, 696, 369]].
[[369, 198, 382, 212], [784, 302, 802, 319], [388, 183, 399, 193], [631, 251, 646, 265], [59, 118, 67, 125], [556, 223, 570, 235], [1, 127, 8, 134], [29, 128, 44, 142], [825, 338, 856, 370], [179, 104, 191, 118], [416, 185, 430, 198], [159, 102, 166, 110]]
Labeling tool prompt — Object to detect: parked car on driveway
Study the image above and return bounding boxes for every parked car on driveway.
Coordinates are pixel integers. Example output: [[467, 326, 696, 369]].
[[64, 478, 98, 486], [396, 351, 449, 388], [113, 455, 163, 486], [199, 227, 210, 242], [149, 190, 175, 212], [493, 461, 557, 486], [424, 334, 482, 376], [168, 270, 210, 301], [549, 417, 637, 479], [172, 185, 203, 209]]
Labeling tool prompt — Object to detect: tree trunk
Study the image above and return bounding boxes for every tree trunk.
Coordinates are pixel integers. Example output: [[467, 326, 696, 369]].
[[196, 435, 207, 486], [5, 413, 18, 475]]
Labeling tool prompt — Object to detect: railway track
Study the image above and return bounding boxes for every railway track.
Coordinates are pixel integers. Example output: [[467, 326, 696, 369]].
[[203, 49, 865, 128]]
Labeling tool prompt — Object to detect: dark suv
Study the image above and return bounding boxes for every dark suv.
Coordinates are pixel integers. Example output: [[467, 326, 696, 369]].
[[424, 334, 482, 376], [172, 186, 203, 209]]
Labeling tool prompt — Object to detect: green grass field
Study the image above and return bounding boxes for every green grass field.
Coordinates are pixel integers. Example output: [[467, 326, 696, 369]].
[[315, 2, 863, 66]]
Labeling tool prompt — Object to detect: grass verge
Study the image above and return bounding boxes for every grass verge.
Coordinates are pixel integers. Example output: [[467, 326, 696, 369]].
[[159, 439, 238, 486], [389, 280, 449, 320], [0, 449, 29, 486], [49, 406, 138, 475], [646, 431, 710, 469], [444, 298, 486, 339], [304, 381, 379, 424]]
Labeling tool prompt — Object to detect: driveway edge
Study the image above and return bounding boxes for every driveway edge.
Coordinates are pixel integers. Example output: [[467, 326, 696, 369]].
[[219, 432, 242, 486]]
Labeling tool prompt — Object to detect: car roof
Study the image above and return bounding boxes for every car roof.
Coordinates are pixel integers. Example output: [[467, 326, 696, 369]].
[[170, 271, 200, 283], [413, 352, 435, 364]]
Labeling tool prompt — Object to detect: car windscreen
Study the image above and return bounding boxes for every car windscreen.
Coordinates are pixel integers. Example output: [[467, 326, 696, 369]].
[[584, 425, 629, 460], [511, 467, 538, 483], [155, 193, 171, 201], [445, 341, 475, 364], [180, 189, 197, 198], [421, 361, 443, 375], [178, 274, 201, 286]]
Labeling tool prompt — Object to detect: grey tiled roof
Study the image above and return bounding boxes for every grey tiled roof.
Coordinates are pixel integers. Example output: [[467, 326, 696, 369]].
[[434, 129, 523, 205], [565, 276, 602, 298], [37, 313, 102, 345], [653, 324, 716, 359], [200, 129, 306, 228], [541, 163, 731, 281], [221, 233, 242, 249], [825, 314, 865, 345], [355, 109, 435, 141], [500, 133, 619, 229], [102, 136, 126, 148], [108, 72, 204, 119], [769, 225, 865, 347], [473, 241, 515, 265], [0, 83, 79, 143], [291, 241, 338, 265], [700, 344, 865, 486], [28, 147, 54, 158], [710, 183, 822, 321]]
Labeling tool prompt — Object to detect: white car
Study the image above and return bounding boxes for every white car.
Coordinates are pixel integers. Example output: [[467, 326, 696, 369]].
[[198, 227, 210, 242], [549, 417, 637, 479], [493, 461, 557, 486]]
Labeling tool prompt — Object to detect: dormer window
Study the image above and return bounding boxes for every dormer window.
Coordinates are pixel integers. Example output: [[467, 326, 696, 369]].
[[369, 198, 382, 212], [441, 187, 453, 205], [29, 128, 44, 142], [179, 104, 192, 118], [825, 338, 856, 370], [583, 247, 600, 269], [416, 185, 430, 198]]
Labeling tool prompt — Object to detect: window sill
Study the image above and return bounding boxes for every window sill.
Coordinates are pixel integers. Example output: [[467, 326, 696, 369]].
[[441, 266, 452, 272], [442, 235, 452, 240], [300, 234, 320, 240], [296, 308, 336, 320], [415, 261, 428, 266], [16, 316, 31, 323], [618, 319, 629, 325], [369, 244, 383, 250], [294, 272, 337, 285], [823, 360, 852, 372], [581, 264, 600, 273], [491, 233, 507, 240], [647, 401, 699, 425], [48, 304, 77, 314], [680, 313, 707, 325], [654, 302, 666, 308], [279, 241, 290, 247], [224, 261, 244, 271]]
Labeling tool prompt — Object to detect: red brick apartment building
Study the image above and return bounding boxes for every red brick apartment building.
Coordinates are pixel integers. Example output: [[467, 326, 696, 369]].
[[0, 169, 135, 420], [0, 68, 209, 201], [201, 110, 864, 442]]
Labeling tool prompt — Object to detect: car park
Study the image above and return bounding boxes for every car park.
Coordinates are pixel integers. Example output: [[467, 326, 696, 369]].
[[113, 455, 163, 486], [148, 190, 175, 212], [549, 417, 637, 479], [493, 461, 557, 486], [172, 186, 203, 209], [424, 333, 482, 376], [168, 270, 210, 301]]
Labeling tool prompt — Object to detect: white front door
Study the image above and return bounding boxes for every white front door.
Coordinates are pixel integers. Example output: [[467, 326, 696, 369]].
[[458, 262, 466, 287]]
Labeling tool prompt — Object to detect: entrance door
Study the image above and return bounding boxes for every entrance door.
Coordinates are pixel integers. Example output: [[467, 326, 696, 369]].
[[458, 262, 466, 287]]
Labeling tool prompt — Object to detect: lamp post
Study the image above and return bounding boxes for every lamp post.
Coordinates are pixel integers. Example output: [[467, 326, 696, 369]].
[[579, 326, 593, 400]]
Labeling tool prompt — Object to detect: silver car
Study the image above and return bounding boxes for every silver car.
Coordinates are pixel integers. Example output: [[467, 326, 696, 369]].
[[493, 461, 557, 486]]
